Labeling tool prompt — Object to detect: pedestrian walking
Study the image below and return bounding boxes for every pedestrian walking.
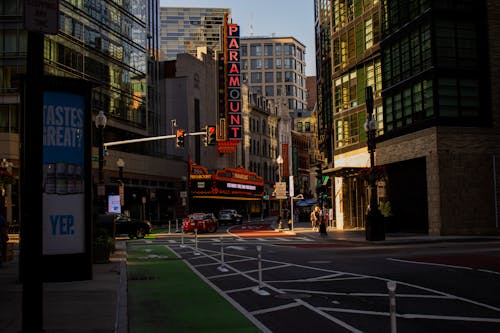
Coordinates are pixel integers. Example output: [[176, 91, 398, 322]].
[[310, 206, 321, 231]]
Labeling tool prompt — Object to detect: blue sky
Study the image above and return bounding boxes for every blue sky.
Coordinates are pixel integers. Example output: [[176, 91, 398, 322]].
[[160, 0, 317, 76]]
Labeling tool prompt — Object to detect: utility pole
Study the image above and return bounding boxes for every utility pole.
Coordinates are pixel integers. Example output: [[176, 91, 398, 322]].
[[364, 86, 385, 241]]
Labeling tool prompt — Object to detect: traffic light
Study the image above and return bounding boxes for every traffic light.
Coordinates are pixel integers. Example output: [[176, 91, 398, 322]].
[[176, 129, 185, 148], [206, 126, 216, 145]]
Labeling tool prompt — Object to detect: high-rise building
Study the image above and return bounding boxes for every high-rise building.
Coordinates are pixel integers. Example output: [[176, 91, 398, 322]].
[[0, 0, 185, 224], [315, 0, 500, 235], [159, 7, 230, 60], [240, 37, 308, 113]]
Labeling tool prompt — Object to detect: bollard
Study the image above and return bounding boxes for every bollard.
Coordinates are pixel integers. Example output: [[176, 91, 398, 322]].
[[175, 219, 179, 233], [252, 245, 269, 296], [218, 237, 228, 272], [387, 281, 397, 333], [168, 220, 171, 234], [180, 230, 186, 247], [194, 227, 200, 255]]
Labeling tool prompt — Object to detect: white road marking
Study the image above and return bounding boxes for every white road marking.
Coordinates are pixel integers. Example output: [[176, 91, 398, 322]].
[[159, 242, 500, 332], [250, 302, 302, 315]]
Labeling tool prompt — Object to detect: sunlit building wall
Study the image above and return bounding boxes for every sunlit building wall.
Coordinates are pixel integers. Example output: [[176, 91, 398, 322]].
[[158, 7, 230, 60]]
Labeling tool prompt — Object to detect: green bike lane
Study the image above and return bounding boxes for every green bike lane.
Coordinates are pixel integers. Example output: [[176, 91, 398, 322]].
[[127, 242, 265, 333]]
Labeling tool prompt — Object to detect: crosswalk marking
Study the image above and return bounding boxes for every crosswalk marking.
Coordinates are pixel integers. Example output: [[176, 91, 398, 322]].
[[156, 237, 310, 244]]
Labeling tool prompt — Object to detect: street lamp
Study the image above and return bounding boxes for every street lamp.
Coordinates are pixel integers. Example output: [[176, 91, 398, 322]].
[[364, 86, 385, 241], [116, 158, 125, 180], [276, 155, 283, 228], [95, 110, 107, 212]]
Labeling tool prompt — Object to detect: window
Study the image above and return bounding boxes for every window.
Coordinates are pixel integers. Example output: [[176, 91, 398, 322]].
[[275, 44, 281, 56], [264, 44, 273, 56], [284, 43, 294, 55], [264, 58, 274, 69], [276, 72, 282, 82], [335, 113, 359, 148], [265, 72, 274, 83], [365, 18, 373, 49], [251, 72, 262, 83], [250, 59, 262, 69], [297, 122, 303, 131], [250, 43, 261, 56], [276, 58, 282, 69], [284, 58, 294, 69], [265, 85, 274, 96], [305, 122, 311, 132]]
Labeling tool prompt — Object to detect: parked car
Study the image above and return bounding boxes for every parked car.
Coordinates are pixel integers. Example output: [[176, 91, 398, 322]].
[[114, 214, 152, 239], [217, 209, 243, 225], [182, 213, 218, 233]]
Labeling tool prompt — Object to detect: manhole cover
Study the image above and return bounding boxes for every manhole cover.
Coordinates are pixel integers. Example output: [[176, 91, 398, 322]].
[[275, 293, 311, 300]]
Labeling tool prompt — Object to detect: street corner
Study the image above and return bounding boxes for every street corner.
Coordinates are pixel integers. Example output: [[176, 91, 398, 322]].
[[229, 222, 296, 237]]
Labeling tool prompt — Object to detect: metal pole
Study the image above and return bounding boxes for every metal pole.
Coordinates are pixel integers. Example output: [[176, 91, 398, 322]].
[[257, 245, 263, 289], [194, 226, 199, 255], [21, 30, 44, 333], [218, 237, 228, 272], [387, 281, 397, 333], [365, 86, 384, 241]]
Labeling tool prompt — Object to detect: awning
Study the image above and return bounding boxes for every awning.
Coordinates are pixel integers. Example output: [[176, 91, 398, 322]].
[[295, 198, 318, 207], [322, 166, 363, 178]]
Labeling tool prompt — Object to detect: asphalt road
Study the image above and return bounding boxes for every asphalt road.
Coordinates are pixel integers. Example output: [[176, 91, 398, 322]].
[[142, 231, 500, 332]]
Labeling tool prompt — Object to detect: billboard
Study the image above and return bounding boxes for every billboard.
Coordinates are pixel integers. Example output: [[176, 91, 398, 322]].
[[42, 91, 86, 255]]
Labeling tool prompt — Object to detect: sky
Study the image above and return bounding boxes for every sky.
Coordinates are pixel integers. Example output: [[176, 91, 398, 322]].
[[160, 0, 317, 76]]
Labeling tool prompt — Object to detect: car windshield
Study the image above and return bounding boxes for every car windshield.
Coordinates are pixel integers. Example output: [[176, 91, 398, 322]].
[[219, 210, 233, 214], [190, 214, 208, 220]]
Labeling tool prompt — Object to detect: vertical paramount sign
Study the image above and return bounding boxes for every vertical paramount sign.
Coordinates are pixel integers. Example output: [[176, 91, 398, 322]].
[[217, 17, 241, 153], [226, 23, 241, 140]]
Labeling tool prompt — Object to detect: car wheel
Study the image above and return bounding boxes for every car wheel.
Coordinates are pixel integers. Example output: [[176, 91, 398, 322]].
[[136, 228, 145, 239], [207, 224, 217, 233], [128, 233, 136, 239]]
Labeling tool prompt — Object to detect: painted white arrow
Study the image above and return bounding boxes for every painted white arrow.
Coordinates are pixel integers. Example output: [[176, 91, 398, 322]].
[[226, 246, 246, 251]]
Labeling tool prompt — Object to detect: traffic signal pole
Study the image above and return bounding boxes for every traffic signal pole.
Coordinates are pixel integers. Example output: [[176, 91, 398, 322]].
[[103, 131, 208, 147]]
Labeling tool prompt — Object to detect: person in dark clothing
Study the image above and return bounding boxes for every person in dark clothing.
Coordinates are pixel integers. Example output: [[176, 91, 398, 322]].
[[0, 212, 8, 265], [318, 208, 328, 238]]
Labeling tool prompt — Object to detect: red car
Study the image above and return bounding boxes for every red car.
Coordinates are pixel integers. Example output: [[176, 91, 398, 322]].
[[182, 213, 218, 233]]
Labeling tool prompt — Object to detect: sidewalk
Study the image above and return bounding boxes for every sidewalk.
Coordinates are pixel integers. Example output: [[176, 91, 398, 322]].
[[277, 220, 500, 245], [0, 239, 127, 333]]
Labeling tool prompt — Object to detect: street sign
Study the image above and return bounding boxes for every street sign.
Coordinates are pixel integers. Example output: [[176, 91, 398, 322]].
[[25, 0, 59, 34], [275, 182, 287, 199]]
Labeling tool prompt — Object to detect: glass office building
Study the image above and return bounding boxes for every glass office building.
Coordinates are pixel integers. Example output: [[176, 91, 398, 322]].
[[159, 7, 230, 60]]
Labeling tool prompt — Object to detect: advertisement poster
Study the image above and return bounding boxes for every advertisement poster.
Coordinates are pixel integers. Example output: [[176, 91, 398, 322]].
[[108, 195, 121, 214], [42, 91, 85, 255]]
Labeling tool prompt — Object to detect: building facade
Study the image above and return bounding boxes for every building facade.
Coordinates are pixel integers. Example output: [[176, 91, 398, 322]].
[[159, 7, 230, 60], [314, 0, 500, 235], [0, 0, 189, 224], [238, 85, 280, 216], [314, 0, 383, 230], [240, 36, 308, 113]]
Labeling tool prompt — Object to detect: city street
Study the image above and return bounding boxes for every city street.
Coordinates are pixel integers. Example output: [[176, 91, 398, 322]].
[[135, 227, 500, 333]]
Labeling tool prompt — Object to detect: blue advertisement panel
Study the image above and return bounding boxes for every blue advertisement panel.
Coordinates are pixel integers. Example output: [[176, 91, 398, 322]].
[[42, 91, 85, 255]]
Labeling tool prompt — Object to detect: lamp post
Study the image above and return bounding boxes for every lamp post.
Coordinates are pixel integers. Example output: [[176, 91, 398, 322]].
[[276, 155, 283, 228], [116, 158, 125, 213], [95, 110, 107, 213], [364, 86, 385, 241]]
